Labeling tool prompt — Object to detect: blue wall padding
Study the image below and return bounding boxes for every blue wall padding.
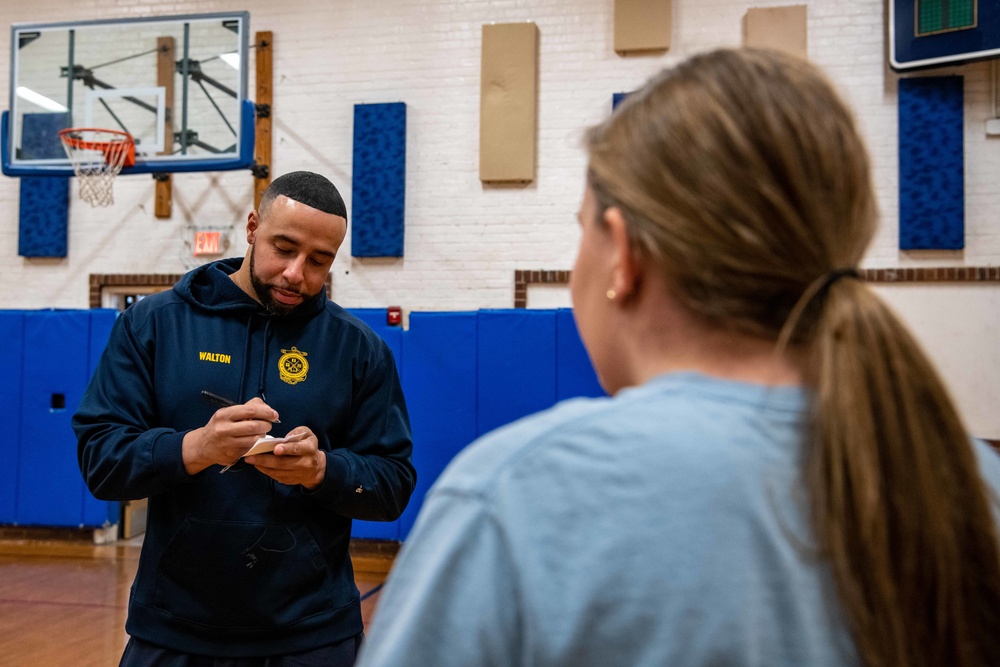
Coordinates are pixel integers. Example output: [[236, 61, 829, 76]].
[[0, 312, 25, 524], [346, 308, 404, 539], [898, 76, 965, 250], [20, 112, 70, 160], [19, 176, 70, 258], [86, 309, 118, 376], [81, 309, 119, 526], [351, 102, 406, 258], [17, 311, 91, 526], [476, 309, 558, 437], [556, 308, 605, 401], [3, 308, 608, 532], [398, 312, 478, 538]]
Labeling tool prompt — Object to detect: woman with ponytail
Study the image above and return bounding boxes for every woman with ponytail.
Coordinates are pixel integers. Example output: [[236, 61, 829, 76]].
[[359, 48, 1000, 667]]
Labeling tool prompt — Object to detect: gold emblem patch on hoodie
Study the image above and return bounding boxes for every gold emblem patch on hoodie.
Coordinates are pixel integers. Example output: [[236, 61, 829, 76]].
[[278, 347, 309, 385]]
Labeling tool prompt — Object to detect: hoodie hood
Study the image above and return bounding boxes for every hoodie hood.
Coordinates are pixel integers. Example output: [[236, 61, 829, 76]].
[[174, 257, 327, 319]]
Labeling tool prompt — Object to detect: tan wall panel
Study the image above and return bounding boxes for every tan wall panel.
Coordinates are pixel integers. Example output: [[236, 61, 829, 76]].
[[614, 0, 671, 54], [480, 22, 539, 183], [743, 5, 808, 60]]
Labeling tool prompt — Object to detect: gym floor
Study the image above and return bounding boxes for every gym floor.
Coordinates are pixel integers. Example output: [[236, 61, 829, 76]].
[[0, 531, 395, 666]]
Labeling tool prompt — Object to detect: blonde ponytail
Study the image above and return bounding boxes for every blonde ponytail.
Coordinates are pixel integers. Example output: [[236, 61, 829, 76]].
[[803, 280, 1000, 666]]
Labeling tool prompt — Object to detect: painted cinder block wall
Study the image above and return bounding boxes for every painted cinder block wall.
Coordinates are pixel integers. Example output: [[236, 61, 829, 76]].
[[0, 0, 998, 436]]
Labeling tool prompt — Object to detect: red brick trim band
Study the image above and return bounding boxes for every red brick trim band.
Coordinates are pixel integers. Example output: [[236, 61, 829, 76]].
[[88, 272, 335, 309], [89, 273, 183, 308], [513, 270, 572, 308], [513, 267, 1000, 308]]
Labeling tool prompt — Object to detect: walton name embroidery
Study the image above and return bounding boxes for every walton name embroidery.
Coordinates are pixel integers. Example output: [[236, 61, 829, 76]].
[[279, 347, 309, 385], [199, 351, 232, 364]]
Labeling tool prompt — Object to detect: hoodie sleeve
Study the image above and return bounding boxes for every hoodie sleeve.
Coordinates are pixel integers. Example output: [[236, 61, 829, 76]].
[[304, 348, 416, 521], [73, 310, 197, 501]]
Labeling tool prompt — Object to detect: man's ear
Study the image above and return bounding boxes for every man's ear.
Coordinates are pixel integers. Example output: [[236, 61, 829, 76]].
[[247, 210, 260, 245], [604, 206, 640, 300]]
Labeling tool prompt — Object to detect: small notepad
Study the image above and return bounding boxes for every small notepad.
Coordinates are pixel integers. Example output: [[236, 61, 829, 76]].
[[243, 431, 308, 457], [220, 431, 308, 473]]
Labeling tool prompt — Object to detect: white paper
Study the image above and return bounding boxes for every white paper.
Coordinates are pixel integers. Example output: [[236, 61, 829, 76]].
[[219, 431, 308, 473], [242, 431, 308, 457]]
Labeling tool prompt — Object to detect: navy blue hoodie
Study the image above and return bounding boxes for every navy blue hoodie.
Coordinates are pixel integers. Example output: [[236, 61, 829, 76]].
[[73, 257, 415, 656]]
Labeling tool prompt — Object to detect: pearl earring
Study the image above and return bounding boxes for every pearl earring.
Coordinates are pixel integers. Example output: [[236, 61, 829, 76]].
[[606, 289, 616, 300]]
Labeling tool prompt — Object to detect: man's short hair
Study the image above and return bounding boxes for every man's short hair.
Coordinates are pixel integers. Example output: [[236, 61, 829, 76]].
[[260, 171, 348, 221]]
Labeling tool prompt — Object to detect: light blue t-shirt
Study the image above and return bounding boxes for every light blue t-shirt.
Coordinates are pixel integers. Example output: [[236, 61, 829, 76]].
[[358, 372, 1000, 666]]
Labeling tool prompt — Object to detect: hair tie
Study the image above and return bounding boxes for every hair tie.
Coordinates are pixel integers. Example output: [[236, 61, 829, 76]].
[[816, 268, 861, 295]]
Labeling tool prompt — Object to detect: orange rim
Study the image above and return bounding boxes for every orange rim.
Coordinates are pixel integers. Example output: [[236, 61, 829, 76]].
[[59, 128, 136, 167]]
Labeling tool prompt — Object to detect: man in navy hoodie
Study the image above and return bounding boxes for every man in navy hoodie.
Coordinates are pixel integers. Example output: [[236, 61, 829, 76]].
[[74, 171, 415, 666]]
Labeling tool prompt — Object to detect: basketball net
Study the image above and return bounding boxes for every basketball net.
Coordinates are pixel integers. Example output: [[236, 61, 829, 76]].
[[59, 128, 136, 207]]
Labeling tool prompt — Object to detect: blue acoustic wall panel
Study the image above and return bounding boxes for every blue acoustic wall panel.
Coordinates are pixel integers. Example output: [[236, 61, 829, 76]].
[[351, 102, 406, 258], [20, 112, 70, 160], [399, 312, 478, 538], [346, 308, 403, 540], [898, 76, 964, 250], [81, 309, 119, 527], [19, 176, 70, 258], [18, 112, 71, 258], [0, 312, 25, 523], [17, 311, 92, 526], [555, 309, 606, 401], [476, 309, 557, 437]]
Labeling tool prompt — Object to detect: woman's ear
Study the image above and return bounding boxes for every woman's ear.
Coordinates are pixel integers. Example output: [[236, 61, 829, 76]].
[[604, 206, 640, 301]]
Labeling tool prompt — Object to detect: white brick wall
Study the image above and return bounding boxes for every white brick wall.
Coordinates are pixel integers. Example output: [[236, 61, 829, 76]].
[[1, 0, 998, 435]]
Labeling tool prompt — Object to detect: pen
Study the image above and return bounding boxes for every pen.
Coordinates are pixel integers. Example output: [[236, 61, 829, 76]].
[[200, 390, 281, 423]]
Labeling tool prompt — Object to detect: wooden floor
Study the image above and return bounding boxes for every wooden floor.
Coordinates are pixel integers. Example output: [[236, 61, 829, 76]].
[[0, 533, 395, 666]]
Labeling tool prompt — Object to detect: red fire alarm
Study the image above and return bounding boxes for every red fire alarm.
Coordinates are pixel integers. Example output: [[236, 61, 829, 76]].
[[387, 306, 402, 326]]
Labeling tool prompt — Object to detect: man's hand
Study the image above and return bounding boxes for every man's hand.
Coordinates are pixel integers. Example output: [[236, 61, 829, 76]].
[[245, 427, 326, 490], [182, 397, 278, 475]]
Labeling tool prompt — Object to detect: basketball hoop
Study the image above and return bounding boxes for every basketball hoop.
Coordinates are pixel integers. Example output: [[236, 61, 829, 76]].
[[58, 128, 136, 207]]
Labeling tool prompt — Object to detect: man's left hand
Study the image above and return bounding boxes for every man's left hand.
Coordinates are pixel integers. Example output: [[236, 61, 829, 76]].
[[245, 427, 326, 489]]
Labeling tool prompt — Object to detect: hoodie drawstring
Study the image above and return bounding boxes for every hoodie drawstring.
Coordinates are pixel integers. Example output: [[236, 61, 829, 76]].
[[258, 318, 272, 402], [238, 315, 274, 405], [237, 316, 254, 401]]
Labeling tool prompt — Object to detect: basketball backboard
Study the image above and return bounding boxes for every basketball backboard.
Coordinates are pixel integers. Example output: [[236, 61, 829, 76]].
[[2, 12, 253, 176]]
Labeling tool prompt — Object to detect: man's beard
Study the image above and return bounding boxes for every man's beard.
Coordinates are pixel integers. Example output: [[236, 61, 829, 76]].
[[248, 246, 312, 316]]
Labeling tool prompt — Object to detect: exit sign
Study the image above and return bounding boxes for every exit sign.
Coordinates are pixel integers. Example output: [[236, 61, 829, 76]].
[[194, 231, 222, 256]]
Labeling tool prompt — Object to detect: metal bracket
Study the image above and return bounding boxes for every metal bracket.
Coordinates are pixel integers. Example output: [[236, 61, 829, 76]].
[[251, 162, 269, 179]]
